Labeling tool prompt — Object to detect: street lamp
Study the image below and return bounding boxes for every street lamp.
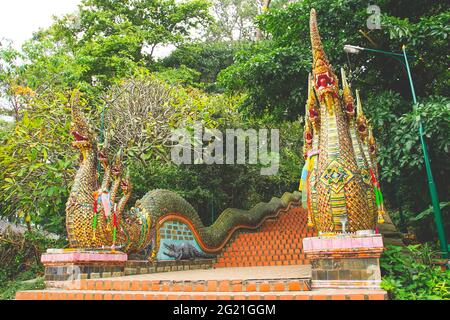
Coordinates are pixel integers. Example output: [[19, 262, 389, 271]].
[[345, 44, 449, 259]]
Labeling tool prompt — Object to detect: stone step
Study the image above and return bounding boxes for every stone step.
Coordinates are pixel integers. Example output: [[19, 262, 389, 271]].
[[213, 260, 309, 268], [15, 289, 387, 300], [43, 265, 312, 293], [67, 277, 311, 293]]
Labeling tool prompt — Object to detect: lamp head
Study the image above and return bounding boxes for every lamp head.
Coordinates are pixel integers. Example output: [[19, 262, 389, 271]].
[[344, 45, 363, 54]]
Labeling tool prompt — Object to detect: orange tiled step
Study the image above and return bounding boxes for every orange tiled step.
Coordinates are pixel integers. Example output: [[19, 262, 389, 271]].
[[213, 261, 309, 268], [216, 255, 307, 262], [15, 289, 387, 300], [214, 257, 306, 266], [224, 249, 306, 254], [53, 278, 312, 293], [213, 206, 316, 269]]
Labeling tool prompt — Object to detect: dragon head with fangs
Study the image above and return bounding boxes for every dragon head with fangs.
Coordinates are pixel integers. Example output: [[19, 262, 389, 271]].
[[70, 103, 96, 154]]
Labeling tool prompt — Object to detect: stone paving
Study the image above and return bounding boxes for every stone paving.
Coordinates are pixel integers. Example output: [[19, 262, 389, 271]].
[[107, 265, 312, 281]]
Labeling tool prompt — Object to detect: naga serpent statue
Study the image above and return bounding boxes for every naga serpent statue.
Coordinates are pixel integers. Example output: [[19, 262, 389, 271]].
[[66, 98, 301, 260], [299, 9, 385, 234]]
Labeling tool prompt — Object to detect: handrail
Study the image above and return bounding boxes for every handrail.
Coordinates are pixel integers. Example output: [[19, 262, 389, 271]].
[[157, 201, 304, 254]]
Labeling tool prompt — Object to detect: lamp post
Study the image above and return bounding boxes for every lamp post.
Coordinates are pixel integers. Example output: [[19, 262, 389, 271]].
[[344, 44, 449, 259]]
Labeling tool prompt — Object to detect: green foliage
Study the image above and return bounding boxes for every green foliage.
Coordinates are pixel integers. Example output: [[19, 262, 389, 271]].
[[104, 74, 246, 166], [0, 230, 64, 299], [381, 245, 450, 300], [0, 93, 76, 234], [381, 10, 450, 96], [0, 0, 212, 101], [0, 277, 45, 300], [219, 0, 371, 117], [155, 65, 201, 87], [205, 0, 260, 41], [389, 202, 450, 243], [219, 0, 449, 117], [161, 41, 250, 92], [218, 40, 309, 119], [412, 202, 450, 222], [51, 0, 212, 85], [364, 93, 450, 226]]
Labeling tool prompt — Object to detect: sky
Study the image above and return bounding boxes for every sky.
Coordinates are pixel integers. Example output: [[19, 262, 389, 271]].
[[0, 0, 81, 48]]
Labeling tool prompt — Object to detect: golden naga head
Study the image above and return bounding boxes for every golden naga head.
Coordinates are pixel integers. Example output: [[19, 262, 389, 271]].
[[69, 91, 96, 152], [355, 90, 369, 141], [310, 9, 339, 105], [98, 135, 109, 166], [367, 126, 377, 155], [304, 116, 313, 145], [341, 68, 355, 117], [306, 73, 319, 127], [120, 170, 132, 194], [111, 148, 123, 178]]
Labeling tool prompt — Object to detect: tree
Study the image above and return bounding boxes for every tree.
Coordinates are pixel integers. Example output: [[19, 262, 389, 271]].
[[206, 0, 264, 41], [51, 0, 211, 81], [219, 0, 449, 118], [206, 0, 292, 41], [160, 41, 250, 91], [0, 92, 77, 234], [105, 75, 179, 164], [0, 0, 212, 104]]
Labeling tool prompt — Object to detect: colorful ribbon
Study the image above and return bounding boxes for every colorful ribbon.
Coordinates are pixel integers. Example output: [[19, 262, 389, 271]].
[[299, 152, 318, 228], [370, 169, 385, 224]]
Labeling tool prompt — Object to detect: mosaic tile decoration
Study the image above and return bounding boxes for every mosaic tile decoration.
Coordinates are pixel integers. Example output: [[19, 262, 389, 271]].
[[157, 220, 205, 261]]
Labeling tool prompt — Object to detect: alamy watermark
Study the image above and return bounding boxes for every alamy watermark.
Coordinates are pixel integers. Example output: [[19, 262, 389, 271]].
[[170, 122, 279, 176]]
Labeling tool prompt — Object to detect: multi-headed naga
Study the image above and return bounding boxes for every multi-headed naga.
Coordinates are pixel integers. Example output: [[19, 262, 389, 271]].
[[66, 97, 300, 260], [300, 9, 385, 234]]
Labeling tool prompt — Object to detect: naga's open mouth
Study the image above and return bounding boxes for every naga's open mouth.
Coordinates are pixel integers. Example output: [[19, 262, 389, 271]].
[[304, 131, 313, 144], [72, 130, 88, 142], [111, 166, 121, 176], [71, 130, 91, 149], [315, 72, 334, 89], [345, 102, 354, 114], [120, 180, 129, 191], [99, 150, 108, 163]]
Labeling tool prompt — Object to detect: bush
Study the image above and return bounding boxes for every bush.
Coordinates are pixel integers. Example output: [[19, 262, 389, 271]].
[[380, 244, 450, 300], [0, 229, 64, 299]]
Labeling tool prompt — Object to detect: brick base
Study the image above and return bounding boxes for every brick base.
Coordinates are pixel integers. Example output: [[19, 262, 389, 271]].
[[304, 234, 384, 289]]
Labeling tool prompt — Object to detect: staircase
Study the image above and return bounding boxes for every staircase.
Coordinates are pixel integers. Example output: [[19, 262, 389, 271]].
[[15, 264, 387, 300], [214, 205, 316, 268], [15, 205, 388, 300]]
